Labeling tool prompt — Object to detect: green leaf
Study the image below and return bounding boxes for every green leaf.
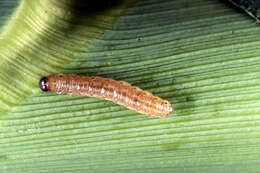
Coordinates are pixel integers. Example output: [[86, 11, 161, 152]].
[[1, 0, 260, 172], [228, 0, 260, 22]]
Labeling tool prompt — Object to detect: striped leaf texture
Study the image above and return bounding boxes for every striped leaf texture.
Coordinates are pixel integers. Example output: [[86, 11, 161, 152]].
[[0, 0, 260, 172]]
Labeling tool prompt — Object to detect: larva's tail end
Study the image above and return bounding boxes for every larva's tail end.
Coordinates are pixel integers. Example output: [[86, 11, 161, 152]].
[[168, 104, 174, 115], [159, 103, 174, 118], [39, 77, 50, 92]]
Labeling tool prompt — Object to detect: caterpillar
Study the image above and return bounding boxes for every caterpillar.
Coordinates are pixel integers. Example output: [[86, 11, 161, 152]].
[[39, 74, 173, 117]]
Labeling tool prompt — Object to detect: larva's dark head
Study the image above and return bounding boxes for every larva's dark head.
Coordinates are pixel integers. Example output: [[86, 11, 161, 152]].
[[39, 77, 49, 92]]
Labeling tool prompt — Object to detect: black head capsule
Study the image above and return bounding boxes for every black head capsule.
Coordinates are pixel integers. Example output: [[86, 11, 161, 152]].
[[39, 77, 49, 92]]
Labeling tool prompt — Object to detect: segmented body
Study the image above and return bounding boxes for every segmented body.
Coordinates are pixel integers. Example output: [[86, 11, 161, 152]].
[[44, 74, 173, 117]]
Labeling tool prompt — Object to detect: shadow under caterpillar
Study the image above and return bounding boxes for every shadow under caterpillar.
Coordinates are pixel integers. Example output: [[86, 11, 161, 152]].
[[39, 74, 173, 117]]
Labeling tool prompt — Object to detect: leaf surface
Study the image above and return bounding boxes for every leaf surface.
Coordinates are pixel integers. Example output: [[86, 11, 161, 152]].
[[1, 0, 260, 172]]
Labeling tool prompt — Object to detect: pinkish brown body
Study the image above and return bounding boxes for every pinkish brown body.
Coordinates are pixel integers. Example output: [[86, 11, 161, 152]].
[[39, 74, 173, 117]]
